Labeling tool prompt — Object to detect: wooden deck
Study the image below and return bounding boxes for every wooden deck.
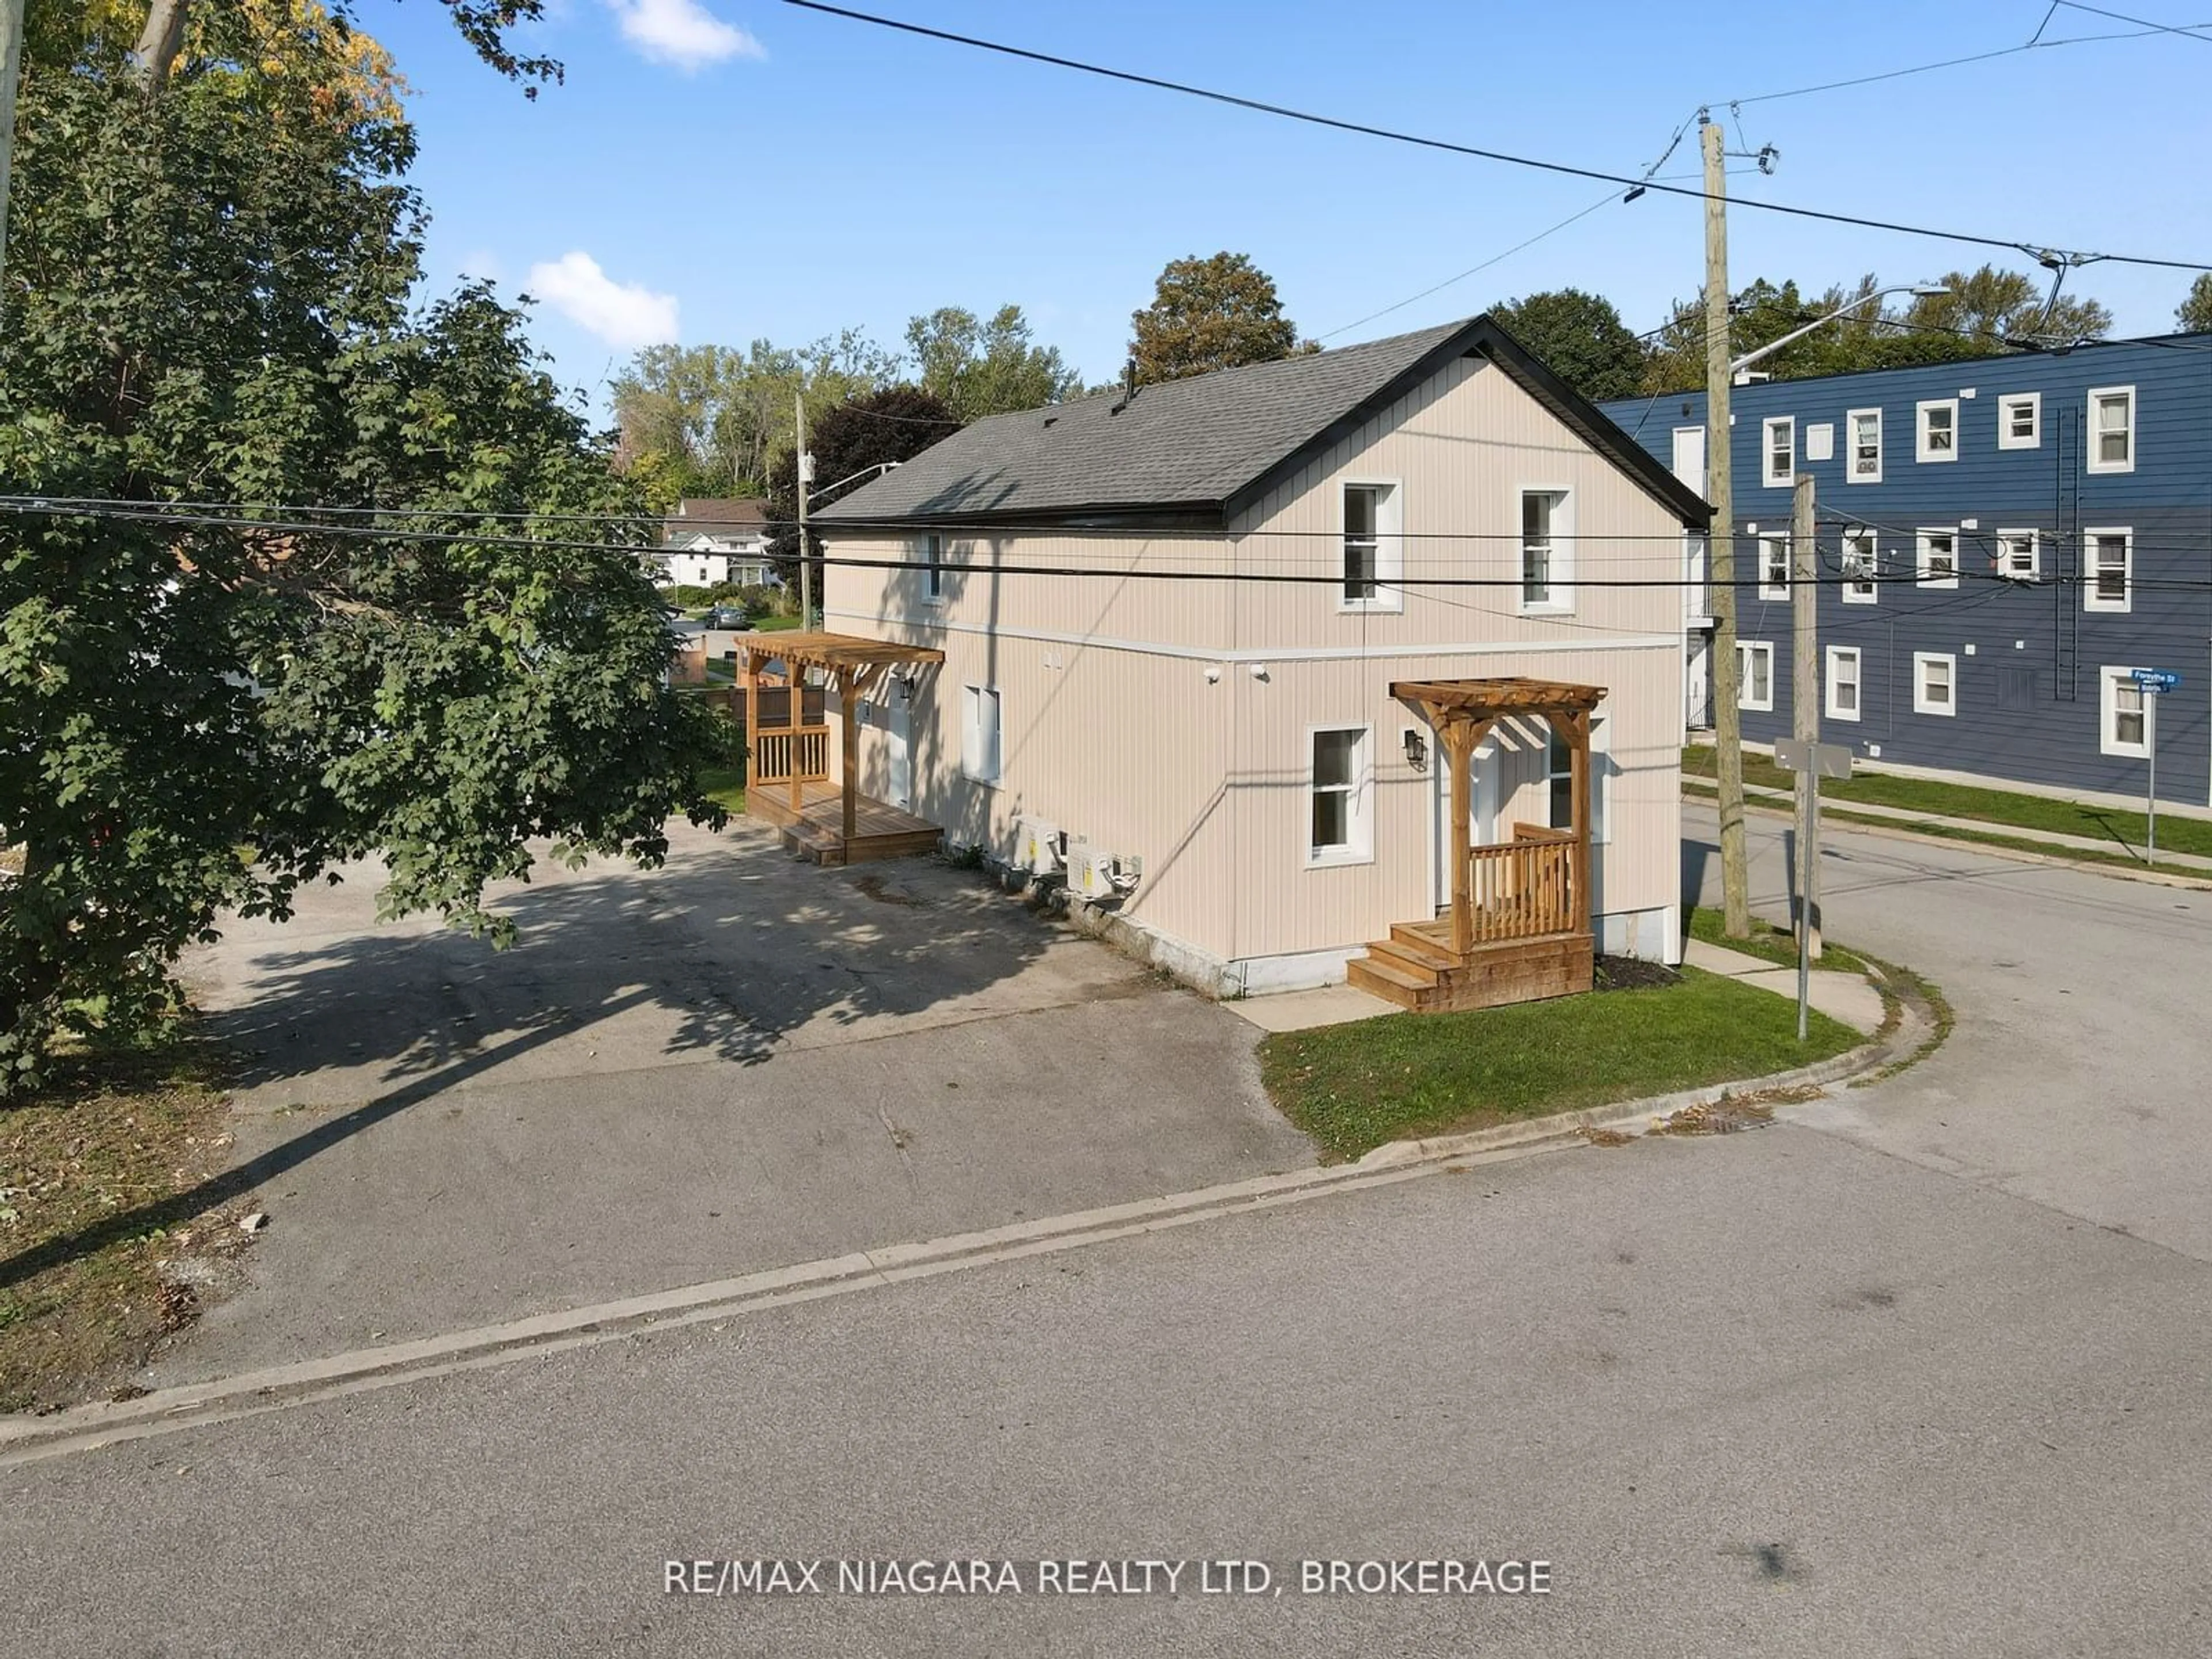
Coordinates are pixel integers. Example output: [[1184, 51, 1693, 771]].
[[747, 779, 942, 867], [1347, 919, 1593, 1013]]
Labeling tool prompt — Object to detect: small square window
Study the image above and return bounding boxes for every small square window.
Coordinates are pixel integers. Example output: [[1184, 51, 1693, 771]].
[[1847, 408, 1883, 483], [1997, 529, 2039, 582], [2087, 387, 2135, 474], [1758, 532, 1791, 601], [1841, 528, 1878, 604], [1737, 641, 1774, 712], [1913, 652, 1956, 717], [1826, 646, 1862, 722], [1916, 529, 1959, 589], [1998, 393, 2040, 450], [2085, 529, 2133, 613], [2103, 668, 2150, 757], [1762, 417, 1795, 488], [1916, 399, 1959, 463]]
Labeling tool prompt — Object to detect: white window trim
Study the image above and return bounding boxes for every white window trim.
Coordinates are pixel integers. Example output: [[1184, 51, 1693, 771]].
[[1916, 527, 1960, 590], [1762, 416, 1796, 488], [1846, 407, 1883, 484], [1912, 652, 1957, 718], [1916, 398, 1959, 464], [1737, 641, 1774, 713], [1840, 527, 1879, 605], [1825, 645, 1863, 723], [2100, 665, 2152, 759], [1757, 531, 1791, 602], [1338, 478, 1405, 613], [1516, 484, 1576, 616], [2084, 527, 2134, 614], [2086, 385, 2137, 475], [960, 683, 1002, 786], [1997, 392, 2041, 451], [1995, 527, 2040, 583], [918, 532, 947, 606], [1305, 724, 1374, 869]]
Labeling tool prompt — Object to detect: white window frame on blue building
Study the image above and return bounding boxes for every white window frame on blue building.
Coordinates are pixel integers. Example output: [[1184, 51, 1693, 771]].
[[1998, 392, 2040, 450], [1916, 399, 1959, 463], [1846, 408, 1882, 483], [1762, 417, 1796, 488], [1916, 528, 1960, 589], [1841, 527, 1878, 604]]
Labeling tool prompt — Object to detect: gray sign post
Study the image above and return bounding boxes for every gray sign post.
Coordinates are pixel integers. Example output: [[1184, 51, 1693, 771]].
[[1772, 739, 1855, 1041], [2130, 670, 2180, 861]]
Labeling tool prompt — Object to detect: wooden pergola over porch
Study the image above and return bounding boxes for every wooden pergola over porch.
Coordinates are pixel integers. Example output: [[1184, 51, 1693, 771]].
[[741, 631, 945, 866], [1349, 676, 1607, 1013]]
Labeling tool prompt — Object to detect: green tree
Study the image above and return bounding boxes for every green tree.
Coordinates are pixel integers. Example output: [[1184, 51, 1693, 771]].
[[0, 13, 724, 1086], [1487, 289, 1646, 402], [1129, 252, 1304, 385], [766, 388, 960, 588], [2175, 272, 2212, 334], [906, 304, 1082, 421]]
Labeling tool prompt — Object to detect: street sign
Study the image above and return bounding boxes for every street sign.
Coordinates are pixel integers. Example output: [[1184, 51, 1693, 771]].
[[1773, 738, 1854, 780], [2131, 668, 2181, 694]]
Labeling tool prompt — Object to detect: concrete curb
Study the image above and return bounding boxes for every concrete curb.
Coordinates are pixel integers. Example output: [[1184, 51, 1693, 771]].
[[0, 971, 1930, 1467], [1684, 782, 2212, 893]]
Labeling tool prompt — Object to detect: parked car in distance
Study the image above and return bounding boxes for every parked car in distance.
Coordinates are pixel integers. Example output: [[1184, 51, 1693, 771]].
[[704, 605, 755, 630]]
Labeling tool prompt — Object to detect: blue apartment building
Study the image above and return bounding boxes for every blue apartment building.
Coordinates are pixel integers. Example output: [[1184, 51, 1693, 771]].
[[1599, 335, 2212, 808]]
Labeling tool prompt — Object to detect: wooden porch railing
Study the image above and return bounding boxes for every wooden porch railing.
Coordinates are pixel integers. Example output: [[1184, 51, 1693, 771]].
[[1463, 824, 1576, 944], [752, 725, 831, 787]]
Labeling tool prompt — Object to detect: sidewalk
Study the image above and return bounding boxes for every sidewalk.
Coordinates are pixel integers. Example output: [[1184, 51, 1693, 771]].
[[1689, 777, 2212, 876]]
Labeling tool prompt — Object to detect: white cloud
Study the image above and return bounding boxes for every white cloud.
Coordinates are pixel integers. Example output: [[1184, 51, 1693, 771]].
[[524, 252, 680, 349], [605, 0, 764, 69]]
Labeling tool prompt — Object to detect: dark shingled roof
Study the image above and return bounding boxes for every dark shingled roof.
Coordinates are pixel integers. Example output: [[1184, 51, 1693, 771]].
[[810, 316, 1710, 532]]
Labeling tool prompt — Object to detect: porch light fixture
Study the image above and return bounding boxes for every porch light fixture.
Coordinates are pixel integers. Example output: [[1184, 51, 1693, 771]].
[[1403, 728, 1429, 772]]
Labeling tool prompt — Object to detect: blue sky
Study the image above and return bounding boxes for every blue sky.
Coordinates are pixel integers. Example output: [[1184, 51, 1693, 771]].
[[369, 1, 2212, 415]]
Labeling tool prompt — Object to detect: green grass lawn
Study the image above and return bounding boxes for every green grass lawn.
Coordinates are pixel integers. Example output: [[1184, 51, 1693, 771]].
[[752, 615, 802, 632], [1259, 967, 1859, 1162], [1684, 744, 2212, 860], [697, 764, 746, 815], [1685, 904, 1865, 974]]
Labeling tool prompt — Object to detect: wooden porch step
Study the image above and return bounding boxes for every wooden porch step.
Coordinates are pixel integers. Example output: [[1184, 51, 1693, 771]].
[[1362, 937, 1450, 982], [1385, 925, 1461, 969], [1346, 949, 1437, 1010]]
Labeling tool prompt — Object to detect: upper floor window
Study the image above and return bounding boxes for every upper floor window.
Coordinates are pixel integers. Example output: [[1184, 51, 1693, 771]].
[[1998, 392, 2040, 450], [1997, 529, 2040, 582], [1340, 481, 1402, 610], [918, 532, 945, 604], [1916, 399, 1959, 463], [1841, 527, 1878, 604], [1916, 528, 1959, 589], [2088, 387, 2135, 474], [1847, 408, 1882, 483], [1762, 417, 1796, 488], [1758, 532, 1791, 601], [1519, 488, 1573, 613], [2085, 528, 2133, 613]]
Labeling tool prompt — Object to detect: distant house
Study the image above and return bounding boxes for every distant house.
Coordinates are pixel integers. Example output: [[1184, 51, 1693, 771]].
[[656, 498, 778, 589], [761, 316, 1711, 1009], [1598, 334, 2212, 807]]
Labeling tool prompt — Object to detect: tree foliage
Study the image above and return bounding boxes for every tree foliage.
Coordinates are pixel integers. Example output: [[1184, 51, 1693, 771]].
[[2177, 273, 2212, 334], [1129, 252, 1305, 386], [765, 388, 960, 586], [1487, 289, 1646, 402], [905, 304, 1082, 421], [1638, 266, 2116, 394], [0, 13, 724, 1085]]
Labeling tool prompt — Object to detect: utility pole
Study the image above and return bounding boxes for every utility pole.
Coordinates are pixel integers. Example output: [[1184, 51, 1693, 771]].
[[1703, 114, 1752, 938], [0, 0, 24, 302], [794, 391, 812, 631], [1791, 472, 1821, 965]]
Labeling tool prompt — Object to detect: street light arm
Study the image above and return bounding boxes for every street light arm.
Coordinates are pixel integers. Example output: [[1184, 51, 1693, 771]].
[[805, 459, 902, 506], [1728, 284, 1949, 376]]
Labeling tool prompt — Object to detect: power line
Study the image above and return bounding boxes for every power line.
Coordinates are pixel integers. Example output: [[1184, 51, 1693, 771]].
[[779, 1, 2212, 272], [2052, 0, 2212, 44]]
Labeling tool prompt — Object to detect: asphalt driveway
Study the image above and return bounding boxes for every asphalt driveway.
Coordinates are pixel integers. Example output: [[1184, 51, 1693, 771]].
[[158, 821, 1311, 1381]]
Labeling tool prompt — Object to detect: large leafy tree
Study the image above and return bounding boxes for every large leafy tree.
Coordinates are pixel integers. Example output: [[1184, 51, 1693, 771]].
[[905, 304, 1082, 421], [1128, 252, 1305, 386], [2175, 272, 2212, 334], [1488, 289, 1646, 402], [0, 10, 725, 1085], [765, 388, 960, 591]]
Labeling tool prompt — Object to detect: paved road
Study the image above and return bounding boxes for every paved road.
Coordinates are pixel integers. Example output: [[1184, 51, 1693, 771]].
[[7, 813, 2211, 1655]]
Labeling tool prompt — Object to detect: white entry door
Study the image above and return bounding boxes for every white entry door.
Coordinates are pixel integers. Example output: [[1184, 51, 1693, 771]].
[[1431, 733, 1500, 914]]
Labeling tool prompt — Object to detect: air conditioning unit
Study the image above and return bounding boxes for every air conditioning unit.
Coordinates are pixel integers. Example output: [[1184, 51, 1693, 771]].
[[1018, 817, 1065, 875], [1066, 841, 1117, 901]]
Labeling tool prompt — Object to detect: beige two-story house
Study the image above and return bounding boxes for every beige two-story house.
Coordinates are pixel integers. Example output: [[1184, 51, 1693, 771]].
[[777, 317, 1710, 1009]]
